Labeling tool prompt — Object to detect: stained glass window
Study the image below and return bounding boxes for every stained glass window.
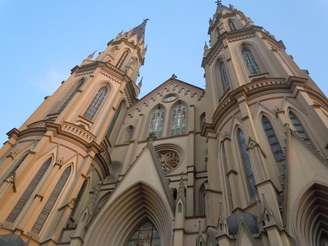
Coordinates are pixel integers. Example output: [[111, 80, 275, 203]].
[[32, 166, 71, 233], [262, 116, 285, 161], [84, 86, 108, 121], [219, 61, 230, 92], [7, 158, 52, 223], [126, 220, 161, 246], [149, 105, 165, 138], [289, 111, 311, 143], [242, 47, 261, 75], [237, 128, 257, 199], [170, 102, 187, 136]]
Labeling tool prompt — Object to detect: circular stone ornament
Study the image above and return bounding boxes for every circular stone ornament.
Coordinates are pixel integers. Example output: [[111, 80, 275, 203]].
[[157, 149, 180, 172]]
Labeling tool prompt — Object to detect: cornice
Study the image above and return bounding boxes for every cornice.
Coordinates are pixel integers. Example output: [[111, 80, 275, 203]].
[[202, 76, 325, 137], [13, 121, 103, 154]]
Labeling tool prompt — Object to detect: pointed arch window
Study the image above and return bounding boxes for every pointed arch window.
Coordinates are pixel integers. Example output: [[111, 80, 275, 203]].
[[170, 102, 188, 136], [228, 19, 237, 31], [32, 166, 72, 233], [7, 158, 52, 223], [199, 184, 206, 216], [149, 105, 165, 138], [126, 220, 161, 246], [242, 47, 261, 75], [289, 110, 311, 143], [219, 61, 230, 92], [262, 116, 285, 161], [83, 86, 108, 121], [237, 128, 257, 199]]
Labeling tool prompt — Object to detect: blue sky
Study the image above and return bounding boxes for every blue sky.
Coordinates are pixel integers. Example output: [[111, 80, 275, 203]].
[[0, 0, 327, 143]]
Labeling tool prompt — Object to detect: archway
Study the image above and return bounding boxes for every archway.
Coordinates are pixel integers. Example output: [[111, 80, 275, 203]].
[[295, 183, 328, 246], [84, 183, 173, 246]]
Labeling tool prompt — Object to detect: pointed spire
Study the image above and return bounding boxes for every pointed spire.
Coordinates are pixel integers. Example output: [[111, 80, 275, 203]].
[[87, 50, 97, 59], [216, 0, 223, 7], [128, 19, 149, 43]]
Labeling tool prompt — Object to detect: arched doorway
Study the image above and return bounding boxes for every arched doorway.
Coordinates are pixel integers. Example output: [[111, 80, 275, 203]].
[[84, 183, 173, 246], [295, 183, 328, 246]]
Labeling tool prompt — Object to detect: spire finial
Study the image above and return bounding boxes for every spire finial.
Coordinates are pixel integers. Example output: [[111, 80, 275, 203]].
[[87, 50, 97, 59], [216, 0, 222, 7]]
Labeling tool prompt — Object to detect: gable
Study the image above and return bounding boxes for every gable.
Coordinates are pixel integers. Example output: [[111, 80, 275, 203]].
[[133, 77, 204, 112]]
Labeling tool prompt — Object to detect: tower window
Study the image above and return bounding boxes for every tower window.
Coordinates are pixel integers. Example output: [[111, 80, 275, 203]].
[[170, 101, 188, 136], [32, 166, 72, 233], [242, 47, 261, 75], [237, 128, 257, 199], [149, 105, 165, 138], [7, 158, 52, 223], [262, 116, 285, 161], [228, 19, 237, 31], [219, 61, 230, 92], [84, 86, 108, 121]]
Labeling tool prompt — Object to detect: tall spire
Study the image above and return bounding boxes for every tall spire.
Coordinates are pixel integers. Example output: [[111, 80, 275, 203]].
[[127, 19, 149, 43]]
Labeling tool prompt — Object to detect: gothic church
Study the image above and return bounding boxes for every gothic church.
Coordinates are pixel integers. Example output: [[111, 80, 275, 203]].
[[0, 3, 328, 246]]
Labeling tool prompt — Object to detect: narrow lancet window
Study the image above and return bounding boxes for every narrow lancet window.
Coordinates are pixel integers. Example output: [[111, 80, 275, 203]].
[[262, 116, 285, 161], [242, 47, 261, 75], [219, 61, 230, 92], [149, 105, 165, 138], [7, 158, 52, 223], [84, 86, 108, 121], [32, 166, 72, 233], [237, 128, 257, 199], [170, 102, 187, 136]]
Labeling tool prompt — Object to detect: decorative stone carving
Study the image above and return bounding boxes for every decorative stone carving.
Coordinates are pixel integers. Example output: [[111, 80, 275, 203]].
[[158, 150, 180, 172]]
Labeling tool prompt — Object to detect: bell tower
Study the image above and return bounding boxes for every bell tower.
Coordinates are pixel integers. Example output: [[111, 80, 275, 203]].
[[202, 3, 317, 116], [202, 3, 328, 245], [0, 20, 147, 244]]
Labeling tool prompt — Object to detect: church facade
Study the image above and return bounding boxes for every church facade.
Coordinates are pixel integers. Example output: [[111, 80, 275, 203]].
[[0, 4, 328, 246]]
